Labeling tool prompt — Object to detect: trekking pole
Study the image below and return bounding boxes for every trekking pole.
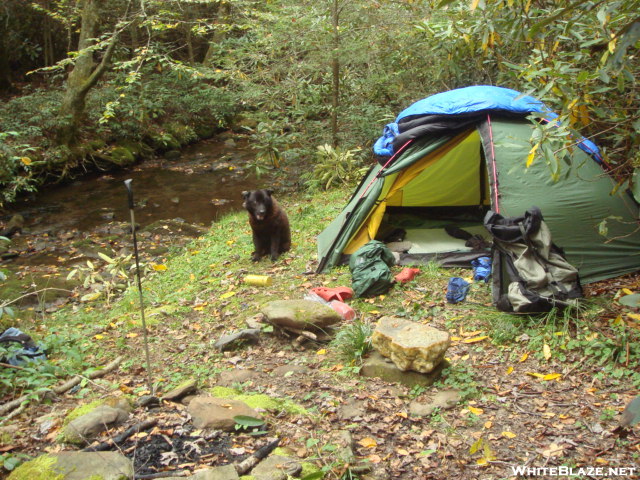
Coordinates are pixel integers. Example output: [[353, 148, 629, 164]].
[[124, 179, 154, 395]]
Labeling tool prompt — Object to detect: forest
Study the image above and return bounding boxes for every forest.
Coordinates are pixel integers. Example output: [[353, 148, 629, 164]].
[[1, 0, 638, 204], [1, 1, 640, 479]]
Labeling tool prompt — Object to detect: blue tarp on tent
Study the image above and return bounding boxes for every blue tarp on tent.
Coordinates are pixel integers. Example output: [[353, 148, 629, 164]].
[[374, 85, 602, 163]]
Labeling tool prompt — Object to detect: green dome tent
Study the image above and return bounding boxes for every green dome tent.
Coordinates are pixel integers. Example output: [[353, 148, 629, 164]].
[[316, 86, 640, 284]]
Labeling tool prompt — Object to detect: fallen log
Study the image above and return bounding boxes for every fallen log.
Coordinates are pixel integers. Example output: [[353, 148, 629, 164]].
[[0, 356, 123, 418], [234, 438, 281, 475]]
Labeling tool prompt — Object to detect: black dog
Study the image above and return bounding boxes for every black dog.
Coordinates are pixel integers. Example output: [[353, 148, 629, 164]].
[[242, 190, 291, 261]]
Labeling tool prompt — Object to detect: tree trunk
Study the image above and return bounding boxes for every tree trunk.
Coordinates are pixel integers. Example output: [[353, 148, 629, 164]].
[[203, 2, 227, 66], [330, 0, 340, 148], [57, 0, 118, 145]]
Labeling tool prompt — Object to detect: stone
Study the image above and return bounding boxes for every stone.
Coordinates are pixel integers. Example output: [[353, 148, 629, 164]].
[[408, 390, 463, 418], [261, 300, 341, 331], [338, 398, 366, 420], [62, 405, 129, 445], [8, 452, 133, 480], [251, 455, 302, 480], [361, 351, 447, 388], [371, 316, 450, 373], [187, 396, 261, 431], [217, 369, 259, 387], [160, 465, 239, 480], [271, 364, 310, 377], [162, 379, 197, 402], [213, 329, 260, 351]]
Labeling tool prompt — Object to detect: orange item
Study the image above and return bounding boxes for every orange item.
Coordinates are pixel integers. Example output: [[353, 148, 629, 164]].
[[310, 286, 354, 302], [329, 300, 356, 320], [394, 267, 420, 283]]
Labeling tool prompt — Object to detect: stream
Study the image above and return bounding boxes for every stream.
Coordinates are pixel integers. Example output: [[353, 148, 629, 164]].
[[0, 135, 261, 310]]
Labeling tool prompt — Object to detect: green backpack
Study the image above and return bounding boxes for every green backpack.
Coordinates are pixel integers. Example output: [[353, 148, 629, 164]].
[[349, 240, 396, 298]]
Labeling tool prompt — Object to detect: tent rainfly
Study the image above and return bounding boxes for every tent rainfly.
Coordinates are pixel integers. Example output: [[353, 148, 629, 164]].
[[316, 86, 640, 284]]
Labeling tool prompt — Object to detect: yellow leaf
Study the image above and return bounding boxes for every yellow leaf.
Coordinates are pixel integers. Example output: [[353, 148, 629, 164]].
[[463, 336, 488, 344], [526, 372, 545, 378], [477, 457, 489, 465], [20, 157, 32, 166], [627, 313, 640, 322], [94, 334, 104, 340], [451, 336, 461, 341], [396, 411, 408, 419], [126, 332, 138, 338], [190, 273, 195, 281], [543, 373, 562, 381], [519, 352, 529, 363], [543, 344, 551, 360], [226, 240, 235, 246], [470, 0, 480, 11], [316, 349, 327, 355], [193, 306, 204, 311], [608, 38, 617, 54], [358, 437, 377, 448], [220, 291, 236, 299], [484, 421, 492, 429], [526, 143, 539, 168], [501, 431, 517, 438], [151, 263, 167, 271], [622, 288, 634, 295], [370, 310, 380, 315], [468, 406, 484, 415], [396, 448, 410, 456], [506, 366, 514, 375]]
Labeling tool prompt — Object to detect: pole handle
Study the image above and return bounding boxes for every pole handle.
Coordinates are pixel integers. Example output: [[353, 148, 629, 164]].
[[124, 179, 134, 209]]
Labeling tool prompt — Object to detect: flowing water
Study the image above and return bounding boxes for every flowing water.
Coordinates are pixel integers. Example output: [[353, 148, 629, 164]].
[[2, 137, 258, 236]]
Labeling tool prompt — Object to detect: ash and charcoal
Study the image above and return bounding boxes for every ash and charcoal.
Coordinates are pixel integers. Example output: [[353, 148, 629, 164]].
[[121, 426, 244, 476]]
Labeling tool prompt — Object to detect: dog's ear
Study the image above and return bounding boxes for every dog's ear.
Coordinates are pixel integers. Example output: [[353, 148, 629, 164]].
[[242, 191, 250, 200], [266, 189, 274, 197]]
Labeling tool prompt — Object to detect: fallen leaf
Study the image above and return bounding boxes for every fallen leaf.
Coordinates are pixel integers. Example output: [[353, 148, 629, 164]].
[[220, 291, 236, 299], [463, 336, 488, 344], [468, 406, 484, 415], [519, 352, 529, 362], [506, 366, 514, 375], [543, 344, 551, 360], [151, 263, 167, 271], [501, 431, 517, 438], [396, 448, 410, 456], [543, 373, 562, 381], [316, 349, 327, 355], [358, 437, 377, 448]]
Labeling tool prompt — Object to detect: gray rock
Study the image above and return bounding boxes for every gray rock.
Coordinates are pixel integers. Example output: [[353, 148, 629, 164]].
[[160, 465, 239, 480], [251, 455, 302, 480], [162, 379, 197, 401], [261, 300, 341, 331], [408, 389, 461, 417], [338, 398, 366, 420], [271, 364, 310, 377], [217, 369, 259, 387], [213, 329, 260, 351], [372, 316, 450, 373], [187, 396, 261, 431], [8, 452, 134, 480], [63, 406, 129, 445], [361, 351, 447, 388]]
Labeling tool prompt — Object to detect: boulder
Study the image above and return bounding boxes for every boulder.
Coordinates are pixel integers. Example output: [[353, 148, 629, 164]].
[[371, 316, 450, 373], [261, 300, 341, 331], [251, 455, 302, 480], [361, 351, 446, 388], [62, 405, 129, 445], [8, 452, 133, 480], [187, 396, 261, 431]]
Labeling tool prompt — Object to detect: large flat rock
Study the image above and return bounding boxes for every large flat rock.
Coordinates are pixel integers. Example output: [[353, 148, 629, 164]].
[[371, 316, 450, 373], [261, 299, 341, 330]]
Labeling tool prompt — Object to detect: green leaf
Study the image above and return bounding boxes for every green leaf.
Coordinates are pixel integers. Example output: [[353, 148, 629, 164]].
[[233, 415, 264, 428], [301, 472, 324, 480], [620, 396, 640, 428], [618, 294, 640, 308]]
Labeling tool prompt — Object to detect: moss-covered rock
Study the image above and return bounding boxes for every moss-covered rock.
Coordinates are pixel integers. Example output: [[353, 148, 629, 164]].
[[209, 388, 308, 416], [107, 146, 136, 167], [7, 454, 64, 480]]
